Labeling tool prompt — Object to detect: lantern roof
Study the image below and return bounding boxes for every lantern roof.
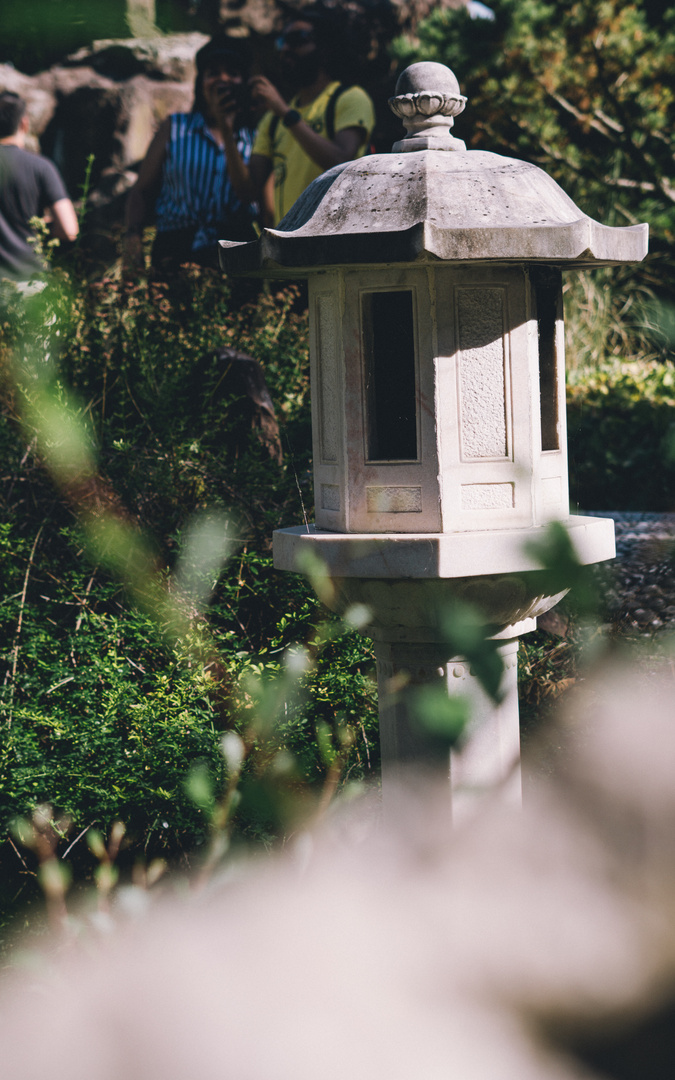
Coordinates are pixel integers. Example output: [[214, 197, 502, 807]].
[[219, 62, 647, 276]]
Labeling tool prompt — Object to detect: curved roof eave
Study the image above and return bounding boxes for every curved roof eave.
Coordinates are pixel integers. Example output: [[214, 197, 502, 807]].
[[219, 218, 648, 277]]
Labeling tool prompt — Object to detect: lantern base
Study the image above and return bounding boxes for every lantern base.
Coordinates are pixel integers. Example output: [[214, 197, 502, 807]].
[[273, 515, 614, 581], [273, 516, 614, 817]]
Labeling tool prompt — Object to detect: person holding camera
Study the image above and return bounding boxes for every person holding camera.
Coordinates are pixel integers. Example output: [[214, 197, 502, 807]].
[[124, 38, 257, 273], [221, 5, 375, 227]]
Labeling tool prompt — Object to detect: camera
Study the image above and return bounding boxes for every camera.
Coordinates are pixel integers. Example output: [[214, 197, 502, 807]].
[[216, 83, 249, 112]]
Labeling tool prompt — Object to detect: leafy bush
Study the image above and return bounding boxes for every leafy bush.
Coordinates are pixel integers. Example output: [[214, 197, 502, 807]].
[[568, 359, 675, 509], [0, 264, 379, 932]]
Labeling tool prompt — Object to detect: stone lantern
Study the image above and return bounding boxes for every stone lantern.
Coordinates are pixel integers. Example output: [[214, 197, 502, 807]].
[[220, 62, 647, 817]]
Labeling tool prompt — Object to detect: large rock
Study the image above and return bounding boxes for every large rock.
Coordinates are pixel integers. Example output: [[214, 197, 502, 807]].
[[65, 32, 208, 82], [0, 33, 205, 223], [40, 69, 194, 196]]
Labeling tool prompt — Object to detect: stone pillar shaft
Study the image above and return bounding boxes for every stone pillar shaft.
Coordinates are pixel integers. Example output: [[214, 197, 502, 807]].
[[374, 638, 521, 821]]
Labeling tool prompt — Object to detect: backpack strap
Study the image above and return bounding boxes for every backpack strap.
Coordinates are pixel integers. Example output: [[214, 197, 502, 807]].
[[325, 84, 347, 142]]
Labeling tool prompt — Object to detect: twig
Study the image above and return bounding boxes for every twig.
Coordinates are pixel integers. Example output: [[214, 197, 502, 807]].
[[358, 720, 372, 771], [19, 437, 37, 469], [100, 363, 108, 436], [589, 39, 675, 206], [123, 375, 156, 441], [283, 431, 309, 533], [314, 753, 344, 819], [268, 296, 291, 344], [45, 676, 76, 695], [38, 565, 100, 617], [4, 525, 43, 723], [7, 835, 30, 871], [4, 436, 37, 506], [74, 571, 97, 634], [61, 821, 96, 860]]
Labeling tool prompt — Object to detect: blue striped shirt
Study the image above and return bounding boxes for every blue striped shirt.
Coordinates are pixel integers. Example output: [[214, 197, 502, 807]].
[[154, 112, 255, 250]]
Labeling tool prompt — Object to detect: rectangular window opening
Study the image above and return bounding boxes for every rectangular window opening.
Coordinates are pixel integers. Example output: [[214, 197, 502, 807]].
[[534, 271, 561, 452], [363, 290, 418, 462]]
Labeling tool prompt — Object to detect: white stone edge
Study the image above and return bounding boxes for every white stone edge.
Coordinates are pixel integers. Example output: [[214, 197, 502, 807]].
[[272, 515, 616, 579]]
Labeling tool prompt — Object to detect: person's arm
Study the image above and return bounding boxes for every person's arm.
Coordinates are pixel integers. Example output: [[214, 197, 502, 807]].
[[49, 198, 79, 243], [249, 76, 365, 172], [38, 158, 79, 244], [261, 171, 275, 229], [220, 124, 273, 205], [124, 118, 170, 266], [215, 91, 273, 209]]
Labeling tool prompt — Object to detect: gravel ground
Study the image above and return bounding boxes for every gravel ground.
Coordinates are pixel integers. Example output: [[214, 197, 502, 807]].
[[587, 512, 675, 637]]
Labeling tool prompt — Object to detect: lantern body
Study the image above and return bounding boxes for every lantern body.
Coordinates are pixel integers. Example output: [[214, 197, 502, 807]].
[[310, 263, 568, 535]]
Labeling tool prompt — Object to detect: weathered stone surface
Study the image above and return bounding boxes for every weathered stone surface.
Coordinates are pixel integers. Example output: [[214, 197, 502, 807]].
[[40, 72, 193, 194], [390, 59, 467, 151], [220, 150, 649, 272], [0, 65, 55, 151], [65, 32, 208, 82]]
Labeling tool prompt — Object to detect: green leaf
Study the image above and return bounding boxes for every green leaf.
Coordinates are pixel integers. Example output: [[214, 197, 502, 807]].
[[407, 684, 471, 747]]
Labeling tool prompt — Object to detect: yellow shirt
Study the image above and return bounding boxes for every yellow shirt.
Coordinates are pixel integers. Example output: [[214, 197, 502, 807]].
[[252, 82, 375, 225]]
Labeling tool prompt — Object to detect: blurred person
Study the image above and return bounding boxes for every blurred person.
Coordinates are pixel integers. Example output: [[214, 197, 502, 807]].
[[124, 37, 257, 274], [222, 4, 375, 226], [0, 91, 78, 289]]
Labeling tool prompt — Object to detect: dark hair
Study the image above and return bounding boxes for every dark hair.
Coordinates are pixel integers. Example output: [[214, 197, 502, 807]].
[[289, 2, 372, 81], [0, 92, 26, 139], [192, 37, 251, 118]]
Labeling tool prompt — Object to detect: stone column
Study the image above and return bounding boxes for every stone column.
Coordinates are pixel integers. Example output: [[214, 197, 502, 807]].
[[374, 637, 521, 822]]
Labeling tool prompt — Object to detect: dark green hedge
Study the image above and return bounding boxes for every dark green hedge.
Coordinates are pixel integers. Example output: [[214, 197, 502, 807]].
[[568, 361, 675, 511]]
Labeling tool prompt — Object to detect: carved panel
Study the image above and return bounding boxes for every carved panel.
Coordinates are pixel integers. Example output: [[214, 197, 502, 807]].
[[321, 484, 340, 511], [461, 483, 514, 510], [366, 486, 423, 513], [457, 288, 508, 460]]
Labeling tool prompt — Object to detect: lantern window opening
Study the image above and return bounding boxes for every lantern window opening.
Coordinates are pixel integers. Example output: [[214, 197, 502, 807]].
[[533, 270, 561, 453], [361, 288, 419, 464]]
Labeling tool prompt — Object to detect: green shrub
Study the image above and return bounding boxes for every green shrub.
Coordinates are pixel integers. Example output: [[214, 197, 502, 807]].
[[0, 266, 379, 935], [568, 359, 675, 510]]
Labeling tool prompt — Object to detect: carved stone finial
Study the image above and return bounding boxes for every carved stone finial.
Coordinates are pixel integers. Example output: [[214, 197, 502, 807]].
[[389, 61, 467, 152]]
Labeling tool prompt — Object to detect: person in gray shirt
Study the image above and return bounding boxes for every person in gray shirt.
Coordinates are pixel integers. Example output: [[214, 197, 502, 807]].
[[0, 91, 78, 283]]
